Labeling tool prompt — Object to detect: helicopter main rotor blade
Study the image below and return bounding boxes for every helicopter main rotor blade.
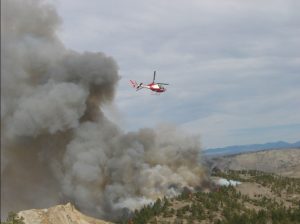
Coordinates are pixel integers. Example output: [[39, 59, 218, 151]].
[[153, 71, 156, 83], [157, 82, 169, 85]]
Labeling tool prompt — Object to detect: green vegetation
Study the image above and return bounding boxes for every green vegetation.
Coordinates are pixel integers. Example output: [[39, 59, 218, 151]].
[[1, 212, 25, 224], [123, 170, 300, 224]]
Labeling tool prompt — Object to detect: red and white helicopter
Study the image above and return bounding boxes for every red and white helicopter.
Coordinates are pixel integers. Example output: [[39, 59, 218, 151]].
[[130, 71, 169, 93]]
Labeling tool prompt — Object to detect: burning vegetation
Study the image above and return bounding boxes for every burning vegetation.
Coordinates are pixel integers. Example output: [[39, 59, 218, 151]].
[[123, 170, 300, 224]]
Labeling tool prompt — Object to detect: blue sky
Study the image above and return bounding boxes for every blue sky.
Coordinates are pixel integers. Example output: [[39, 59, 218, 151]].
[[50, 0, 300, 148]]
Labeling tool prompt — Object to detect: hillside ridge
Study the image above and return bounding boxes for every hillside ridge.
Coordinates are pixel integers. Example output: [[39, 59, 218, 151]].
[[17, 203, 112, 224], [204, 140, 300, 156]]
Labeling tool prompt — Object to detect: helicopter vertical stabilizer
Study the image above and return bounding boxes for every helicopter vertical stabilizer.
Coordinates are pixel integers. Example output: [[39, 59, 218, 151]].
[[130, 80, 138, 88]]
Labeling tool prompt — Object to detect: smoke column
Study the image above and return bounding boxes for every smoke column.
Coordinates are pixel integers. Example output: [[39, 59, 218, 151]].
[[1, 0, 207, 220]]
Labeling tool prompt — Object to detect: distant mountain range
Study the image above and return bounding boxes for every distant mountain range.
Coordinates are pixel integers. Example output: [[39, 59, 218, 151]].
[[204, 141, 300, 156]]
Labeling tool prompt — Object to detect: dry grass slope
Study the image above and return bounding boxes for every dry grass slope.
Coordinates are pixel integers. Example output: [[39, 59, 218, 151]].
[[212, 148, 300, 178]]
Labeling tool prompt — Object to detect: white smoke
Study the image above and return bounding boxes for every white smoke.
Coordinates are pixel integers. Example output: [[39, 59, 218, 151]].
[[217, 178, 241, 187], [1, 0, 207, 220]]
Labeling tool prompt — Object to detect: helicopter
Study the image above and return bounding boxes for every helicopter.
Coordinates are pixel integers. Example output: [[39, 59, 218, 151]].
[[130, 71, 169, 93]]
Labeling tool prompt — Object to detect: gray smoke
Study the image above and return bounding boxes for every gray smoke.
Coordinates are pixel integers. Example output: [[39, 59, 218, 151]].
[[1, 0, 207, 220]]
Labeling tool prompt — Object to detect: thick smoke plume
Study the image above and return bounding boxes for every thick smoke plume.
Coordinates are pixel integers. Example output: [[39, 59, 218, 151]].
[[1, 0, 207, 220]]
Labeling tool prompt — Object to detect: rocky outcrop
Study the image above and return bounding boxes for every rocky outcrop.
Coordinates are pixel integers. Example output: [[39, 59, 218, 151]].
[[18, 203, 113, 224]]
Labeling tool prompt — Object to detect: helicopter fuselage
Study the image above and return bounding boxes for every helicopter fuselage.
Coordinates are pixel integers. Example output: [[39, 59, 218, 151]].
[[146, 83, 166, 92]]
